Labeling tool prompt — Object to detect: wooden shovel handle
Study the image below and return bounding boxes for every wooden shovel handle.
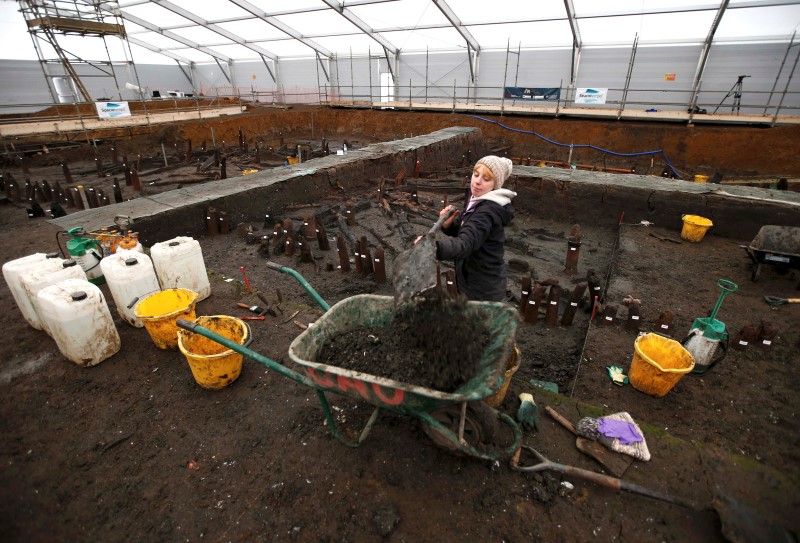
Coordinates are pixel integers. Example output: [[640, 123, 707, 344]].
[[545, 406, 578, 435]]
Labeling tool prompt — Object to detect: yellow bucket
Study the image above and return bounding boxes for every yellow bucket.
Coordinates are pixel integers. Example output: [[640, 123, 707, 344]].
[[694, 174, 709, 183], [178, 316, 250, 390], [629, 333, 694, 398], [485, 343, 521, 407], [134, 288, 198, 349], [680, 214, 713, 242]]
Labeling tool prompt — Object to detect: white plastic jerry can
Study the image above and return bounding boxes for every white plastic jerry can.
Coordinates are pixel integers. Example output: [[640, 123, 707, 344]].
[[2, 252, 61, 328], [37, 278, 120, 366], [150, 236, 211, 301], [100, 251, 161, 327], [18, 259, 87, 333]]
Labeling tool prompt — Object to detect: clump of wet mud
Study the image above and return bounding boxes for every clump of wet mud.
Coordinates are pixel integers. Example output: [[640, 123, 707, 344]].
[[316, 293, 490, 392]]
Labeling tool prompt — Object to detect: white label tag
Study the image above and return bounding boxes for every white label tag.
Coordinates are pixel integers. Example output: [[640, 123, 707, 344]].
[[529, 300, 536, 305], [570, 302, 577, 307], [522, 291, 529, 295], [632, 315, 640, 320], [660, 324, 669, 329], [605, 316, 613, 321], [762, 340, 772, 346], [550, 301, 557, 305], [739, 341, 748, 346], [569, 247, 577, 251]]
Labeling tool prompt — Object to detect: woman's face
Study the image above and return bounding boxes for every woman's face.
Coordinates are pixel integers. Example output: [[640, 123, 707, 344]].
[[471, 164, 495, 197]]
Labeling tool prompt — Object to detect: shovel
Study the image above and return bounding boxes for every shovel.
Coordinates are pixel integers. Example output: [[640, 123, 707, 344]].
[[545, 406, 633, 477], [510, 446, 795, 543], [764, 295, 800, 306], [392, 207, 457, 305]]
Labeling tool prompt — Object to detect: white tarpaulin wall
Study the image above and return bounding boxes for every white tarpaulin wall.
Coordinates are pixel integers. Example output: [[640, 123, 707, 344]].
[[0, 0, 798, 115]]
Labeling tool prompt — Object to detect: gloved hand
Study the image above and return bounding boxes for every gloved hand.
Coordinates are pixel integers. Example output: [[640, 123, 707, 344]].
[[516, 393, 540, 431], [606, 365, 629, 386]]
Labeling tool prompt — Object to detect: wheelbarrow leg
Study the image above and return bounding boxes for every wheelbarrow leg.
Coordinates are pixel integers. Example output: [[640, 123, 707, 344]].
[[315, 389, 381, 448]]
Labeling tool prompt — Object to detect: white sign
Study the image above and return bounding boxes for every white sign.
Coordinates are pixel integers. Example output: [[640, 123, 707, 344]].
[[95, 101, 131, 119], [575, 88, 608, 104]]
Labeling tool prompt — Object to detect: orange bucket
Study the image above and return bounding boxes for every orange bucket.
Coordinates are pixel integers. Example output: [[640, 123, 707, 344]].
[[485, 344, 521, 407], [629, 333, 695, 398]]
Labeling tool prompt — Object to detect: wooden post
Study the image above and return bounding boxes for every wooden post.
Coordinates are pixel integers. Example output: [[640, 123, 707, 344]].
[[564, 224, 582, 275], [625, 299, 641, 332], [61, 163, 73, 184], [206, 207, 218, 236], [316, 221, 330, 251], [336, 233, 350, 272], [654, 310, 675, 336], [599, 304, 617, 326], [561, 283, 587, 326], [360, 236, 373, 275], [525, 285, 545, 324], [445, 269, 458, 298], [373, 247, 386, 284], [545, 285, 562, 327], [112, 178, 123, 203], [219, 211, 229, 234], [520, 275, 531, 317], [732, 324, 758, 351]]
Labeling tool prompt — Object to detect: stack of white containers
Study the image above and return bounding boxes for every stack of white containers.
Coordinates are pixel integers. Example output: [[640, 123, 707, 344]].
[[3, 235, 211, 367], [150, 236, 211, 301], [100, 249, 161, 327], [3, 252, 120, 366]]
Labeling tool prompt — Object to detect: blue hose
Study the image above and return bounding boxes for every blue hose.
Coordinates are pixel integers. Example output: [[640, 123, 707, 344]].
[[464, 114, 682, 178]]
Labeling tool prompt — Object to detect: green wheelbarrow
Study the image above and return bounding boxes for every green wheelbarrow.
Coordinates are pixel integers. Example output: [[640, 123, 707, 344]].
[[177, 262, 522, 462]]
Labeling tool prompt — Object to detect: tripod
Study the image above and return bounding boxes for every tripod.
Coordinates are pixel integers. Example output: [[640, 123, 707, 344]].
[[713, 75, 750, 115]]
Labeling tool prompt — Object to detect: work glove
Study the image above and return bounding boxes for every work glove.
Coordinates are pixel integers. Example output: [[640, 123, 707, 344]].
[[606, 365, 629, 386], [516, 393, 540, 431]]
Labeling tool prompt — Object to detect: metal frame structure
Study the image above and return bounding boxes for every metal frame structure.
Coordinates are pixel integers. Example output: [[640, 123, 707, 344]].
[[20, 0, 142, 103], [9, 0, 800, 124]]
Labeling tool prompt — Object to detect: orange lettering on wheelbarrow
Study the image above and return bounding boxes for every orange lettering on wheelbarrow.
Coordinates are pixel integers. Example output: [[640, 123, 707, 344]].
[[305, 369, 404, 406], [337, 375, 368, 398], [371, 384, 404, 406], [306, 368, 335, 387]]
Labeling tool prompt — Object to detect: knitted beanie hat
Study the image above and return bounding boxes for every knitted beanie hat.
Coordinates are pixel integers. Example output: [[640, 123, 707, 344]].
[[476, 155, 513, 188]]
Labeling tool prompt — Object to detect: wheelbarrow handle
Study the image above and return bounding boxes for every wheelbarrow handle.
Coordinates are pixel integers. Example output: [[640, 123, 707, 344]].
[[265, 262, 330, 311]]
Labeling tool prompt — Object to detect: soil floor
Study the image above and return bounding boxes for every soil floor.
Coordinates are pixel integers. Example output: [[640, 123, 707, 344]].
[[1, 128, 799, 543]]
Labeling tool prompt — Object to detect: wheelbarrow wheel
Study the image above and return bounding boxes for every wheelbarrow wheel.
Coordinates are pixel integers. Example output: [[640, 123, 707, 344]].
[[421, 401, 499, 453]]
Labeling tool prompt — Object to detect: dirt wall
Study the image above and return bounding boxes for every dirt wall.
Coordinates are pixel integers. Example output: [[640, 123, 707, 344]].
[[173, 106, 800, 178]]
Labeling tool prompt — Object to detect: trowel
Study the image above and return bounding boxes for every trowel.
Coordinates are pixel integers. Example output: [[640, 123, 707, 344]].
[[392, 208, 457, 306]]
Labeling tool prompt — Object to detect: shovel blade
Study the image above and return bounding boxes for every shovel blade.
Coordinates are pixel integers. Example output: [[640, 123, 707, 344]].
[[393, 235, 438, 306]]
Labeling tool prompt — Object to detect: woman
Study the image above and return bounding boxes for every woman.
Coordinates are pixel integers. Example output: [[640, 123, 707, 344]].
[[436, 155, 516, 302]]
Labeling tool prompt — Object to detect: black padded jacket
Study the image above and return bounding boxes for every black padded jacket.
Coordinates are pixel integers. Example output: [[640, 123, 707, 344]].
[[435, 193, 514, 302]]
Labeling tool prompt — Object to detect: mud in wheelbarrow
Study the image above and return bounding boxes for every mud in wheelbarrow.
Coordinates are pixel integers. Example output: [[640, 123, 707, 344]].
[[177, 266, 522, 463], [288, 294, 522, 460], [741, 225, 800, 282]]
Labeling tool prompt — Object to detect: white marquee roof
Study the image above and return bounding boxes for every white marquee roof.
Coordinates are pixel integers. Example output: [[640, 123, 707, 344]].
[[1, 0, 798, 64]]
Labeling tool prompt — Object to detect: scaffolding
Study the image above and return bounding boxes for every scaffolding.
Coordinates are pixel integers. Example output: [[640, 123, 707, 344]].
[[19, 0, 142, 103]]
